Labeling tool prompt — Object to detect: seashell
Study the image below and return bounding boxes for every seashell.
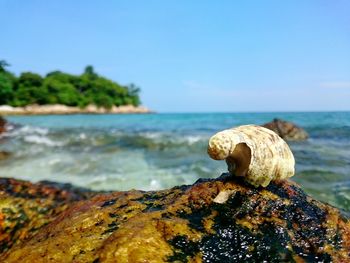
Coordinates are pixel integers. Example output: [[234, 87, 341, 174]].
[[207, 125, 295, 187]]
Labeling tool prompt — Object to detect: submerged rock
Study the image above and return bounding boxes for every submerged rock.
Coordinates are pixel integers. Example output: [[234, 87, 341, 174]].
[[263, 118, 308, 141], [0, 175, 349, 262], [0, 151, 11, 161]]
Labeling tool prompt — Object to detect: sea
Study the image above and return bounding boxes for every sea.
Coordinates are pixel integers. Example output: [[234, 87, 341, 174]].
[[1, 112, 350, 211]]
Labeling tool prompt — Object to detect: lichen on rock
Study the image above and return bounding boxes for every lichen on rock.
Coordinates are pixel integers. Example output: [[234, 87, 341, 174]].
[[0, 175, 349, 262], [0, 178, 97, 254]]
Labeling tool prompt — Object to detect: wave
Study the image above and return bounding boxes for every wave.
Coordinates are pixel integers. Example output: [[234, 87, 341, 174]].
[[2, 125, 65, 147], [1, 118, 350, 211], [10, 125, 49, 136], [307, 125, 350, 140], [23, 135, 63, 147]]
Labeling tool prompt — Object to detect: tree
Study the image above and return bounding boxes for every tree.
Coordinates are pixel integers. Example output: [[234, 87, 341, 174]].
[[18, 72, 43, 87], [83, 65, 97, 79], [94, 93, 114, 109], [0, 63, 142, 108], [0, 60, 10, 73], [126, 84, 141, 106], [43, 76, 80, 106], [11, 72, 45, 106], [0, 72, 15, 104]]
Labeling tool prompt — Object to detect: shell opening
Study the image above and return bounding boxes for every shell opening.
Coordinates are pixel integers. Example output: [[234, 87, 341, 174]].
[[226, 143, 251, 177]]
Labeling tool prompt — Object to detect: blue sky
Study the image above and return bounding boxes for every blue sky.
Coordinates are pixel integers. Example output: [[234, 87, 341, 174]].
[[1, 0, 350, 112]]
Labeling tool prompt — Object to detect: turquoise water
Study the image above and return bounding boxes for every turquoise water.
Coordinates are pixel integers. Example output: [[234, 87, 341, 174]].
[[1, 112, 350, 211]]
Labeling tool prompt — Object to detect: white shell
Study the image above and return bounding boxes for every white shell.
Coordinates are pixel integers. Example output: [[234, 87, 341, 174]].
[[207, 125, 295, 187]]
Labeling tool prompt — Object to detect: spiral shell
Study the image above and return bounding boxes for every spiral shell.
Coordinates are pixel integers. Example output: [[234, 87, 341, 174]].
[[208, 125, 295, 187]]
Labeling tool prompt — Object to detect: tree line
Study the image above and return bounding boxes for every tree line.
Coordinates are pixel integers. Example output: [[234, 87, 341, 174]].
[[0, 60, 141, 109]]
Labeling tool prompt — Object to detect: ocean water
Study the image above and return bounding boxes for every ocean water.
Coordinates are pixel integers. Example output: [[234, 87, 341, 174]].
[[1, 112, 350, 211]]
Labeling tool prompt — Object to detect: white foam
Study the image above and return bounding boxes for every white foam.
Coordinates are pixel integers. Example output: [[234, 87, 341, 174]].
[[141, 132, 205, 145], [20, 125, 49, 135], [48, 158, 61, 165], [150, 179, 161, 189], [5, 125, 49, 138], [185, 135, 203, 144], [141, 132, 162, 139], [24, 135, 63, 147]]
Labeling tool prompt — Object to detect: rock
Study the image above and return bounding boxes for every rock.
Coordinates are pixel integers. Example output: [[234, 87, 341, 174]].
[[263, 118, 308, 141], [0, 151, 11, 161], [0, 104, 153, 115], [0, 116, 6, 134], [0, 116, 10, 160], [0, 175, 349, 262], [0, 178, 98, 254]]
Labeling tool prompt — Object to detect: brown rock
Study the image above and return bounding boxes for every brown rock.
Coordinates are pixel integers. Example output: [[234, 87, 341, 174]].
[[0, 151, 11, 161], [0, 116, 6, 134], [0, 175, 349, 262], [0, 178, 98, 254], [0, 104, 153, 115], [263, 118, 308, 141]]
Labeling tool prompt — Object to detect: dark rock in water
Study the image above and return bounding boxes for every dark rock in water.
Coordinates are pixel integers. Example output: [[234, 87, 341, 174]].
[[0, 175, 349, 262], [263, 118, 308, 141], [0, 151, 11, 161], [0, 116, 6, 135], [0, 117, 12, 161]]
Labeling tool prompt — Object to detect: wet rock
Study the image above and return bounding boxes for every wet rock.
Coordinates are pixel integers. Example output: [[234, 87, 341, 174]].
[[0, 117, 12, 161], [0, 151, 11, 161], [263, 118, 308, 141], [0, 178, 98, 254], [0, 116, 6, 135], [0, 175, 349, 262]]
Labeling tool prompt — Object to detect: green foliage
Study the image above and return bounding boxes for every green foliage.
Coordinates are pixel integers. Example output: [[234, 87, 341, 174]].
[[18, 72, 43, 87], [126, 84, 141, 106], [0, 61, 141, 108], [0, 71, 15, 104], [84, 65, 97, 79]]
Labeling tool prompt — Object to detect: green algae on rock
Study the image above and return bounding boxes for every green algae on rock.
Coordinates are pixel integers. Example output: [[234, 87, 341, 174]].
[[0, 178, 98, 254], [0, 175, 349, 262]]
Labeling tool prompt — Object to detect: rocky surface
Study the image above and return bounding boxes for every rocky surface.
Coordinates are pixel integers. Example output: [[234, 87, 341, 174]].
[[0, 116, 6, 134], [0, 116, 10, 161], [0, 104, 152, 115], [0, 175, 349, 262], [0, 178, 98, 254], [263, 118, 308, 141], [0, 151, 11, 161]]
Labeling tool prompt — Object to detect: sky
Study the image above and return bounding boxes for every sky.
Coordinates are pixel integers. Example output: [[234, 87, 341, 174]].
[[1, 0, 350, 112]]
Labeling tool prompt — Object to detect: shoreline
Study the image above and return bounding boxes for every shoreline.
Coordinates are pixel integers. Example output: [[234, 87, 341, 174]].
[[0, 104, 153, 115]]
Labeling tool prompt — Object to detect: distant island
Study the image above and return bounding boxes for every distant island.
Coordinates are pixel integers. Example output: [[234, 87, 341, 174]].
[[0, 60, 151, 114]]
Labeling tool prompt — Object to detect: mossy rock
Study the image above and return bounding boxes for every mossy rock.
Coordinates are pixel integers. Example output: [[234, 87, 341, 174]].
[[0, 178, 97, 253], [0, 175, 349, 262]]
